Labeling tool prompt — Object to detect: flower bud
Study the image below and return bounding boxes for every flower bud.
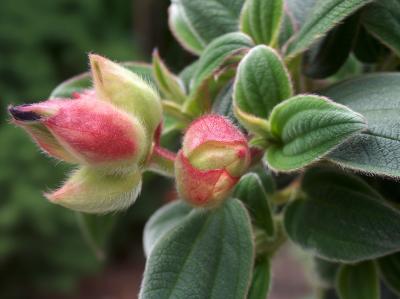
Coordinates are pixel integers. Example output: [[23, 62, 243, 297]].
[[9, 94, 148, 173], [175, 115, 250, 207], [46, 167, 142, 213], [90, 54, 162, 138]]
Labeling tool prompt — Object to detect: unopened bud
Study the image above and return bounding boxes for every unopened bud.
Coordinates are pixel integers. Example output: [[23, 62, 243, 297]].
[[175, 115, 250, 207], [9, 94, 148, 173], [90, 54, 162, 138], [46, 167, 142, 213]]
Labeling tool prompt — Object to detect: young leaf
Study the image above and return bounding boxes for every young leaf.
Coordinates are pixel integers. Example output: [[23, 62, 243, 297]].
[[248, 257, 271, 299], [143, 200, 192, 257], [240, 0, 283, 46], [303, 14, 359, 79], [50, 62, 154, 99], [324, 73, 400, 178], [266, 95, 366, 171], [362, 0, 400, 57], [378, 252, 400, 296], [168, 3, 205, 55], [139, 199, 254, 299], [233, 45, 292, 135], [234, 173, 275, 237], [152, 50, 187, 104], [336, 261, 380, 299], [285, 0, 372, 57], [184, 32, 253, 115], [169, 0, 244, 55], [284, 167, 400, 262]]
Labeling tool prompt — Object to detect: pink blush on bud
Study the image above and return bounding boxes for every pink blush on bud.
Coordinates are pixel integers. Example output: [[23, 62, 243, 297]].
[[43, 99, 139, 164]]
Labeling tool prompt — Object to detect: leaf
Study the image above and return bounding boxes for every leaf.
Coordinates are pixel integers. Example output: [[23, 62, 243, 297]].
[[177, 0, 244, 46], [152, 50, 187, 104], [139, 198, 254, 299], [378, 252, 400, 296], [284, 167, 400, 262], [233, 45, 293, 135], [323, 73, 400, 178], [266, 95, 366, 171], [362, 0, 400, 57], [168, 3, 205, 55], [240, 0, 283, 46], [248, 257, 271, 299], [353, 26, 388, 63], [234, 173, 275, 237], [184, 32, 253, 116], [50, 62, 154, 99], [75, 213, 116, 261], [303, 14, 359, 79], [314, 258, 340, 288], [284, 0, 318, 28], [336, 261, 380, 299], [285, 0, 372, 57], [143, 200, 192, 257]]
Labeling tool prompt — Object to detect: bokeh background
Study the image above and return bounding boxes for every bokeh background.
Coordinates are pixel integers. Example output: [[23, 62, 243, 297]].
[[0, 1, 310, 298]]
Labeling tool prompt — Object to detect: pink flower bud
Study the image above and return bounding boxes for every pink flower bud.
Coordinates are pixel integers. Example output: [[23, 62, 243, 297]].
[[9, 91, 148, 173], [175, 115, 251, 207]]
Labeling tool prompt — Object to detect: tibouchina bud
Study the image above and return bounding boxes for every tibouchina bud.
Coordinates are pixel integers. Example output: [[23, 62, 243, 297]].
[[46, 167, 142, 213], [175, 115, 251, 207], [90, 54, 162, 139], [9, 94, 148, 173], [8, 54, 163, 213]]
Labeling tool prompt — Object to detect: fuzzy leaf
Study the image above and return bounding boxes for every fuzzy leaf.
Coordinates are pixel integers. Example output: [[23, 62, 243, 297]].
[[152, 50, 187, 104], [266, 95, 366, 171], [336, 261, 380, 299], [248, 257, 271, 299], [50, 62, 154, 99], [240, 0, 283, 45], [324, 73, 400, 178], [184, 32, 253, 115], [378, 252, 400, 296], [284, 167, 400, 262], [362, 0, 400, 57], [143, 200, 192, 257], [168, 3, 205, 55], [234, 173, 274, 236], [233, 45, 292, 135], [284, 0, 318, 28], [139, 198, 253, 299], [286, 0, 372, 57]]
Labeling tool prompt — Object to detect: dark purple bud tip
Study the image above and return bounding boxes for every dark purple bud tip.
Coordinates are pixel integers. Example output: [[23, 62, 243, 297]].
[[8, 105, 41, 121]]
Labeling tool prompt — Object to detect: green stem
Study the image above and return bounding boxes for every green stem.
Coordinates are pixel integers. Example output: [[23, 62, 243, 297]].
[[147, 145, 176, 177]]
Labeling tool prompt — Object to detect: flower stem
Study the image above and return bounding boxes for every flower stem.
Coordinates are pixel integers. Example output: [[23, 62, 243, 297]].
[[147, 145, 176, 177]]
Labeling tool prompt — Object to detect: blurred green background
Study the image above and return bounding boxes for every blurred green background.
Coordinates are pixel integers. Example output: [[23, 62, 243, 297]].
[[0, 0, 191, 297]]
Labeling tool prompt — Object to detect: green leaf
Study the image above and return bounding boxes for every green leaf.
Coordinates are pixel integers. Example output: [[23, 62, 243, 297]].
[[240, 0, 283, 46], [234, 173, 275, 237], [152, 50, 187, 104], [143, 200, 192, 257], [284, 0, 318, 28], [284, 167, 400, 262], [303, 14, 359, 79], [175, 0, 244, 47], [378, 252, 400, 296], [139, 198, 254, 299], [336, 261, 380, 299], [168, 3, 205, 55], [286, 0, 372, 57], [233, 45, 293, 135], [76, 213, 116, 261], [184, 32, 253, 115], [248, 257, 271, 299], [323, 73, 400, 178], [266, 95, 366, 171], [362, 0, 400, 57], [50, 62, 154, 99], [353, 26, 387, 63]]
